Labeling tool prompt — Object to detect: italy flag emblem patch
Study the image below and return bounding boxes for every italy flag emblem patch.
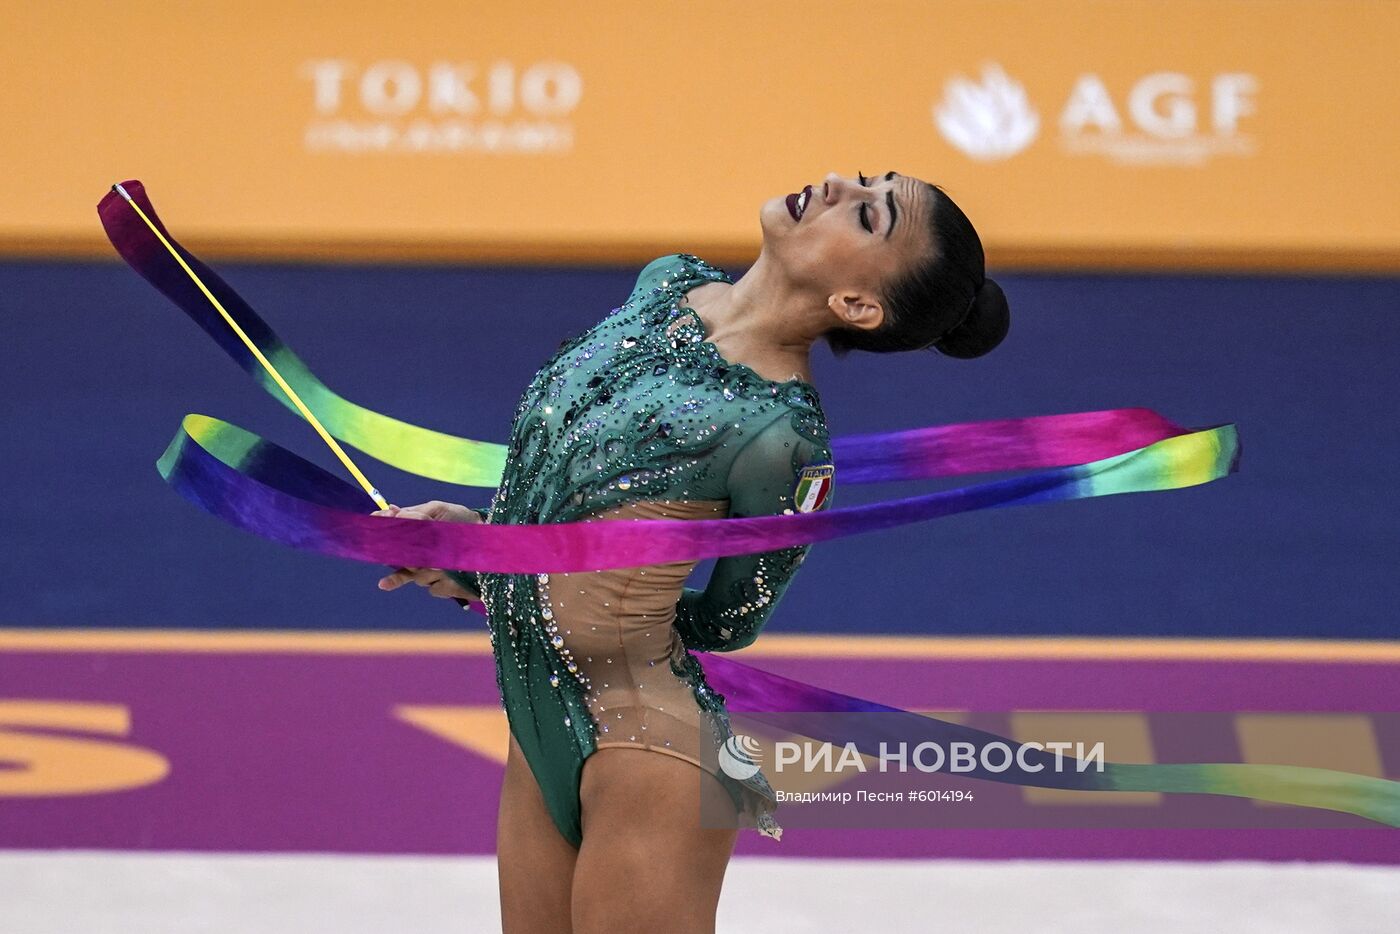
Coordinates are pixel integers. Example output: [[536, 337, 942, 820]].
[[793, 462, 835, 513]]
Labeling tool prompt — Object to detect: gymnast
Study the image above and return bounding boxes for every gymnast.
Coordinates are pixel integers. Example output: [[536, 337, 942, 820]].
[[374, 171, 1009, 933]]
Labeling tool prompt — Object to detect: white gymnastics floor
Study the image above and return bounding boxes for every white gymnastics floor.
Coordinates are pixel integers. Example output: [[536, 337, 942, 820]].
[[1, 852, 1397, 933]]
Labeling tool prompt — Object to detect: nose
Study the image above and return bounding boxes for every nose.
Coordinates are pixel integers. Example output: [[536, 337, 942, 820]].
[[821, 172, 843, 203], [822, 171, 868, 205]]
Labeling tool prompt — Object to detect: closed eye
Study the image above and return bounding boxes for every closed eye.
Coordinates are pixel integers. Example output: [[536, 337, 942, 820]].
[[857, 171, 873, 233]]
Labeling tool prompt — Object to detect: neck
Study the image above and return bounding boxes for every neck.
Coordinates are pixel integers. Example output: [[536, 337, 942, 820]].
[[696, 250, 826, 385]]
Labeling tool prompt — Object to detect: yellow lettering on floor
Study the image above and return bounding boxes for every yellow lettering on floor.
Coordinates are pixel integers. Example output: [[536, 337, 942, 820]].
[[0, 701, 169, 796]]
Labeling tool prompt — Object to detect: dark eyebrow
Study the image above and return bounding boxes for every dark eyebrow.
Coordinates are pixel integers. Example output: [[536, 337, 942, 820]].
[[884, 171, 897, 239]]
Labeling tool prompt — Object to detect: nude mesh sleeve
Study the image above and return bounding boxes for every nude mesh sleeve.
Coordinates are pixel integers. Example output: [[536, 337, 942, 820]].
[[672, 410, 833, 652]]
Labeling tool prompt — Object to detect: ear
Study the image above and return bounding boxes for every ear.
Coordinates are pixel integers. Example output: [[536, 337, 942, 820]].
[[827, 289, 885, 333]]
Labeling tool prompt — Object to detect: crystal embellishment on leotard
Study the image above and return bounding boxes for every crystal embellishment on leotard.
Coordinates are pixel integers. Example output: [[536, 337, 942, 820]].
[[475, 253, 831, 846]]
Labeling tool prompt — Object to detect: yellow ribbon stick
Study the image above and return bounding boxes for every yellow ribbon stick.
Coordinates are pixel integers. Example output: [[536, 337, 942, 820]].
[[110, 183, 392, 512]]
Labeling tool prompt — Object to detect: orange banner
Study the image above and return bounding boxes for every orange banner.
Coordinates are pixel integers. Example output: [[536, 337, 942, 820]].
[[3, 0, 1396, 271]]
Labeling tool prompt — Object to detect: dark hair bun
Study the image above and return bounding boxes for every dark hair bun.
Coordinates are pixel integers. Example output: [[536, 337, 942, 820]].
[[934, 277, 1010, 359]]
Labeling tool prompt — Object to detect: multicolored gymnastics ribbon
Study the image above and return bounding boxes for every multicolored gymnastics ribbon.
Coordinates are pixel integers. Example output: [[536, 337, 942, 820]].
[[103, 181, 1400, 830], [156, 411, 1237, 574]]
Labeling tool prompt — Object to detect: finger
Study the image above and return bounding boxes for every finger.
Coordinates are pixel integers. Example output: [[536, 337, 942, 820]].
[[378, 567, 417, 590], [396, 501, 457, 521], [409, 569, 443, 588]]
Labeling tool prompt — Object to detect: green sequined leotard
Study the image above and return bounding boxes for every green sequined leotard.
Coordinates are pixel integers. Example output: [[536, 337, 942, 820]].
[[465, 253, 833, 848]]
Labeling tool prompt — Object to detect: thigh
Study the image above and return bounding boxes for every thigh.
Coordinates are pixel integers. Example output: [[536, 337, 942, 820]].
[[571, 748, 739, 934], [498, 733, 579, 934]]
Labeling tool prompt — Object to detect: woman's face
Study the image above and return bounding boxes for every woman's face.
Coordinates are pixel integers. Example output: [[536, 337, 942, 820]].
[[761, 170, 933, 328]]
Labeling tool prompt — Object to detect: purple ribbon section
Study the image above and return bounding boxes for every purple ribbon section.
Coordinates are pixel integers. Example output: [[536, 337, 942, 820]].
[[830, 408, 1191, 483]]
